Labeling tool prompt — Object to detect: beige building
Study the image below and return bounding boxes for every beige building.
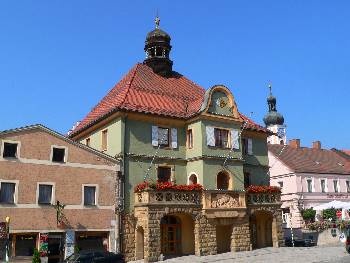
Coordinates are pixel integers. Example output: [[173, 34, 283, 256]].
[[0, 125, 120, 262]]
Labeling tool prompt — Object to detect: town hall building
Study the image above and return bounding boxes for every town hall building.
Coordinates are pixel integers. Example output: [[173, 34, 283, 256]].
[[69, 18, 284, 262]]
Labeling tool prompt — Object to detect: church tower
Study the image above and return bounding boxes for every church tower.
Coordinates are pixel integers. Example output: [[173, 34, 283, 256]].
[[143, 16, 173, 77], [263, 84, 286, 144]]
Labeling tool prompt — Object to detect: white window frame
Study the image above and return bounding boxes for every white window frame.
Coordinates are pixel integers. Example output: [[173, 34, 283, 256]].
[[320, 178, 328, 193], [346, 181, 350, 193], [50, 145, 68, 163], [1, 140, 21, 160], [306, 178, 314, 193], [333, 179, 340, 193], [187, 172, 199, 185], [36, 182, 55, 205], [82, 184, 98, 206], [0, 179, 19, 205], [278, 181, 284, 190]]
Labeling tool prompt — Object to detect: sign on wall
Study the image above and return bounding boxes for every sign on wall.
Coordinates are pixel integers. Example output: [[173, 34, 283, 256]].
[[39, 233, 49, 257], [65, 230, 75, 258]]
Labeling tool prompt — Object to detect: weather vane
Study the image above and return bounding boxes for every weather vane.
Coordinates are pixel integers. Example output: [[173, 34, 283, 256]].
[[155, 16, 160, 29]]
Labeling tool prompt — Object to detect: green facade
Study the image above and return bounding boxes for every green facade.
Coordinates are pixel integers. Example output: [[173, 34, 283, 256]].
[[78, 89, 269, 212]]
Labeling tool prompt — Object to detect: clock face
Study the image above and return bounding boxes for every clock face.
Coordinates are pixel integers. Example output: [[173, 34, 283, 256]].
[[277, 128, 285, 138], [216, 98, 227, 108]]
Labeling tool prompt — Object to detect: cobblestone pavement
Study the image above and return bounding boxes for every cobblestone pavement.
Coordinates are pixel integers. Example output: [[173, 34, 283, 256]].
[[131, 245, 350, 263]]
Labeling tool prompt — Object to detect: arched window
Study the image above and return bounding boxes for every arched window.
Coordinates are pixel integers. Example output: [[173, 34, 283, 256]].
[[217, 171, 229, 190], [188, 174, 198, 185]]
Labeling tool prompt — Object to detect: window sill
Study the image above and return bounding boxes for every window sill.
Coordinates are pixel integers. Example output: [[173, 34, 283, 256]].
[[38, 203, 52, 206], [208, 146, 231, 150], [2, 156, 18, 160], [84, 204, 97, 208], [51, 160, 66, 164]]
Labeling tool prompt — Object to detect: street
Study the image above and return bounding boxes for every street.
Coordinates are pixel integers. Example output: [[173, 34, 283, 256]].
[[131, 245, 350, 263]]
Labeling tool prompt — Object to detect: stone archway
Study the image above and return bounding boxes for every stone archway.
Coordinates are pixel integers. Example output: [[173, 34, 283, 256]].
[[160, 213, 195, 256], [250, 210, 273, 249], [135, 226, 144, 260]]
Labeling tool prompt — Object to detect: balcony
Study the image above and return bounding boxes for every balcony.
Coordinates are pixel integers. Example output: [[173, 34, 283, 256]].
[[135, 190, 202, 207], [247, 192, 281, 206]]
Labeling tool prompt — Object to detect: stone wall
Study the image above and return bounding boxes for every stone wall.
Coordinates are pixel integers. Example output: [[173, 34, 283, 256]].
[[194, 214, 217, 256], [231, 221, 251, 252]]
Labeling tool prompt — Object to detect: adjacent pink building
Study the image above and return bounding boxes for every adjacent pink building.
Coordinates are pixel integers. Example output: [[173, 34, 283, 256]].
[[268, 139, 350, 235]]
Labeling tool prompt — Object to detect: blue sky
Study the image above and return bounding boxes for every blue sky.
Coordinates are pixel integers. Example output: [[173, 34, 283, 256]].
[[0, 1, 349, 149]]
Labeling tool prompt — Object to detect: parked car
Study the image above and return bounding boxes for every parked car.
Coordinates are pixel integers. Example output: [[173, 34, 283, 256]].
[[61, 251, 124, 263], [285, 238, 316, 247]]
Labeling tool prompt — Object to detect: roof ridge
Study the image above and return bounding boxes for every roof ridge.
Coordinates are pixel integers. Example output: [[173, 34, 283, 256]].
[[118, 63, 140, 108]]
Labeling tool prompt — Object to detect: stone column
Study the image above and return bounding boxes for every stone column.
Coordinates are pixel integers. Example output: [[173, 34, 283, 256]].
[[144, 211, 161, 262], [122, 214, 136, 262], [194, 215, 217, 256], [231, 222, 251, 252], [272, 209, 284, 247]]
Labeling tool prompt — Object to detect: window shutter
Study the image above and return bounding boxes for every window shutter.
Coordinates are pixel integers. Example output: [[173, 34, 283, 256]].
[[206, 126, 215, 146], [230, 129, 239, 149], [152, 126, 158, 146], [171, 128, 178, 149], [248, 138, 253, 155]]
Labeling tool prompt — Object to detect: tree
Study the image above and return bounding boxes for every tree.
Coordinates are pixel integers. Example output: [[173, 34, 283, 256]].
[[32, 248, 41, 263], [302, 208, 316, 223]]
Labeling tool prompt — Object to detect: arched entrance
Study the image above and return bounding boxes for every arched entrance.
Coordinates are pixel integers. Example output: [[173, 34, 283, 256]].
[[135, 226, 144, 260], [217, 171, 231, 190], [160, 214, 195, 256], [161, 215, 181, 255], [250, 211, 273, 249], [216, 224, 233, 253]]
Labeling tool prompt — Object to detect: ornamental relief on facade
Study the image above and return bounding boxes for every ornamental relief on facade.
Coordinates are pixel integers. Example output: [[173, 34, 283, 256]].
[[211, 194, 239, 208]]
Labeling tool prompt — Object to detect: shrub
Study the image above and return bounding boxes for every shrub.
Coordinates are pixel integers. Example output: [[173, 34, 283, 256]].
[[302, 208, 316, 223], [322, 208, 337, 221], [32, 248, 41, 263]]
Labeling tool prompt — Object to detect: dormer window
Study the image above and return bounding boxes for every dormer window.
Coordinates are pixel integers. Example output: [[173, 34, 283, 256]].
[[3, 142, 18, 158]]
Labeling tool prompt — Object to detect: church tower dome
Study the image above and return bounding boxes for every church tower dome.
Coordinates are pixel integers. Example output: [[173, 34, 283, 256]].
[[144, 16, 173, 77], [263, 84, 287, 145]]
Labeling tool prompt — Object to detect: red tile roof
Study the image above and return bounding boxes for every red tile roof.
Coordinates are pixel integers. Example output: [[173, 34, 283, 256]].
[[240, 113, 270, 133], [269, 144, 350, 174], [342, 150, 350, 156], [70, 63, 267, 136]]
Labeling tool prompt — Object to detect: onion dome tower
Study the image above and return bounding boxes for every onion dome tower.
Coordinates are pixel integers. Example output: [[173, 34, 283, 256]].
[[144, 16, 173, 77], [263, 84, 287, 145]]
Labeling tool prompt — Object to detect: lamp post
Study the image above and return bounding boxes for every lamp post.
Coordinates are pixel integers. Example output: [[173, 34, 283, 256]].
[[5, 216, 10, 263]]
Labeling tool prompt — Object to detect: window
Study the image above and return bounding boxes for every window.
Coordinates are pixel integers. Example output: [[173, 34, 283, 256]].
[[102, 130, 108, 151], [86, 138, 90, 147], [214, 128, 229, 148], [38, 184, 53, 204], [333, 180, 339, 193], [242, 138, 253, 155], [52, 147, 66, 163], [320, 179, 326, 193], [187, 129, 193, 149], [188, 174, 198, 185], [347, 181, 350, 193], [0, 182, 16, 204], [217, 172, 229, 190], [157, 167, 171, 183], [158, 127, 169, 147], [278, 181, 284, 190], [84, 186, 96, 206], [3, 142, 18, 158], [307, 179, 313, 193]]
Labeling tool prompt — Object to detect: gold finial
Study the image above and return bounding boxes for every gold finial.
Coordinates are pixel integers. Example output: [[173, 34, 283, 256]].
[[155, 16, 160, 29]]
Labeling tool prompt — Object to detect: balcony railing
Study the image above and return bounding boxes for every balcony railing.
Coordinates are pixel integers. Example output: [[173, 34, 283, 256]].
[[247, 192, 281, 205], [135, 190, 202, 206]]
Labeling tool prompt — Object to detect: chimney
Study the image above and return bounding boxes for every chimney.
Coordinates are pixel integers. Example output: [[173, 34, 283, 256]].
[[289, 139, 300, 149], [312, 141, 321, 150]]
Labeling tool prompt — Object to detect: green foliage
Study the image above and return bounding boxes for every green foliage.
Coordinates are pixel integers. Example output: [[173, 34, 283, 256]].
[[322, 208, 337, 221], [74, 245, 80, 253], [32, 248, 41, 263], [302, 208, 316, 222]]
